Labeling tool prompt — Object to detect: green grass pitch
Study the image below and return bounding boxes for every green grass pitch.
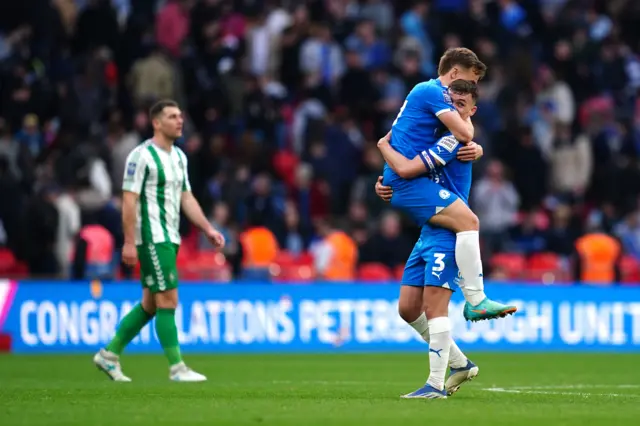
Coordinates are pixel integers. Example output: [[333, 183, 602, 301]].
[[1, 353, 640, 425]]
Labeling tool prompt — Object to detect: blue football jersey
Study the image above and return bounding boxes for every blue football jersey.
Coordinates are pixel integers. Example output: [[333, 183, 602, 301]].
[[387, 78, 456, 161], [418, 133, 472, 245], [419, 134, 472, 205]]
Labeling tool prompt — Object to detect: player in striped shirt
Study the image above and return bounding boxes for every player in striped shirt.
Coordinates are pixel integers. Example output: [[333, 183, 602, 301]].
[[94, 100, 225, 382]]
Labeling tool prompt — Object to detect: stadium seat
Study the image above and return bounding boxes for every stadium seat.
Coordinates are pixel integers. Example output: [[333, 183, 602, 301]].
[[10, 261, 29, 278], [296, 251, 314, 266], [490, 253, 526, 280], [271, 251, 315, 283], [273, 251, 296, 267], [0, 249, 16, 274], [619, 255, 640, 285], [181, 250, 230, 282], [176, 246, 192, 269], [394, 264, 405, 281], [182, 225, 200, 253], [358, 263, 393, 282], [525, 252, 571, 284]]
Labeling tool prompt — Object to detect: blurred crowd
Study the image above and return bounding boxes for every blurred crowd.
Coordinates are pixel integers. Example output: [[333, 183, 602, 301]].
[[0, 0, 640, 282]]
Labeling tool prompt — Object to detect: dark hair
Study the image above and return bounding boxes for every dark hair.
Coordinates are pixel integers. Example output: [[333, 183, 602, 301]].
[[438, 48, 487, 79], [149, 99, 179, 119], [448, 79, 479, 104]]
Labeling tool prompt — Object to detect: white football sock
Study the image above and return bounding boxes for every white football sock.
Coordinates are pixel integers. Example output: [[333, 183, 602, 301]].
[[456, 231, 487, 306], [408, 312, 467, 368], [448, 339, 468, 369], [408, 312, 430, 343], [426, 317, 451, 391]]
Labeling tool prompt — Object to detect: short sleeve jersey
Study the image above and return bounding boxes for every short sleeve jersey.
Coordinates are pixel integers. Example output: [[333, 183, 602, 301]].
[[122, 140, 191, 246], [388, 78, 456, 160], [418, 134, 472, 204]]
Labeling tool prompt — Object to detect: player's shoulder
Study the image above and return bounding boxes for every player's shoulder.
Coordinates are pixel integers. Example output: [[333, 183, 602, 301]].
[[413, 79, 442, 92], [128, 139, 152, 155], [411, 79, 449, 101], [125, 140, 152, 163], [173, 144, 187, 158], [408, 80, 433, 95], [172, 145, 189, 168]]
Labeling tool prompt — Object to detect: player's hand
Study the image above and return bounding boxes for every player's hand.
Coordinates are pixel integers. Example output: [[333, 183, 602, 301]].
[[205, 227, 226, 249], [457, 141, 483, 162], [122, 242, 138, 267], [375, 176, 393, 202], [376, 131, 391, 148]]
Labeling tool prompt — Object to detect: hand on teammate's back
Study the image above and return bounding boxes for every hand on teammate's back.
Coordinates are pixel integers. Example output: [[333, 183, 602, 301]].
[[375, 176, 393, 202], [205, 227, 226, 249], [122, 242, 138, 266], [457, 142, 483, 162]]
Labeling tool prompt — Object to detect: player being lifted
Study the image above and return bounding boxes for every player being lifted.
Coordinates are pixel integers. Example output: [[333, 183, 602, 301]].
[[93, 100, 225, 382], [378, 80, 481, 398], [379, 48, 515, 324]]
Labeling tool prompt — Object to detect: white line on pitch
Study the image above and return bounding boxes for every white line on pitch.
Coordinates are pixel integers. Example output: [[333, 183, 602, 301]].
[[484, 388, 639, 398], [508, 384, 640, 390]]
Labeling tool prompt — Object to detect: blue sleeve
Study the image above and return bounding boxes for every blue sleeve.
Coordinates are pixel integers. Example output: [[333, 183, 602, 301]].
[[421, 83, 456, 117], [419, 135, 460, 168]]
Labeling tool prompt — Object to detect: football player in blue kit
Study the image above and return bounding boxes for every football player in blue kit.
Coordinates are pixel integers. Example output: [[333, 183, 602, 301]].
[[378, 80, 485, 398], [379, 48, 516, 325]]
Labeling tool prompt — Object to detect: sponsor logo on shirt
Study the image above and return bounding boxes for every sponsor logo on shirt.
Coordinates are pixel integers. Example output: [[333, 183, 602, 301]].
[[126, 162, 136, 177], [437, 136, 459, 153], [442, 90, 453, 105]]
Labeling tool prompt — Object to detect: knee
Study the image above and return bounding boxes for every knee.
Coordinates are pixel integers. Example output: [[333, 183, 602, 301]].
[[423, 304, 443, 320], [458, 211, 479, 232], [140, 299, 156, 316], [141, 291, 156, 315], [398, 301, 422, 323], [154, 290, 178, 309], [468, 213, 480, 231], [423, 289, 451, 319]]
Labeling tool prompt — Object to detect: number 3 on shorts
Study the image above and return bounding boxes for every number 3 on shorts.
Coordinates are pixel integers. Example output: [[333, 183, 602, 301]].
[[432, 253, 445, 273]]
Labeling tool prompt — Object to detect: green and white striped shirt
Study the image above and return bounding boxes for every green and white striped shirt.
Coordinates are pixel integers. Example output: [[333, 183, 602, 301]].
[[122, 139, 191, 246]]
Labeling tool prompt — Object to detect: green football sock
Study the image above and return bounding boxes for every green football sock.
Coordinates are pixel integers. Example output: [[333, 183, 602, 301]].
[[106, 304, 153, 355], [155, 308, 183, 366]]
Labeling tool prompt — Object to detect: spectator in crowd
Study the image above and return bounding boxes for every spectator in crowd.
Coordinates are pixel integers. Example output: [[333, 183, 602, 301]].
[[278, 200, 307, 256], [548, 123, 592, 199], [53, 185, 81, 278], [239, 214, 279, 272], [23, 186, 60, 277], [155, 0, 192, 57], [300, 22, 345, 90], [574, 224, 621, 284], [614, 209, 640, 261], [129, 47, 178, 107], [400, 1, 434, 76], [0, 0, 639, 283], [472, 160, 520, 255], [546, 204, 580, 257], [508, 210, 547, 256], [360, 210, 412, 269], [201, 202, 233, 252], [344, 19, 390, 71], [509, 127, 548, 210], [310, 218, 357, 281]]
